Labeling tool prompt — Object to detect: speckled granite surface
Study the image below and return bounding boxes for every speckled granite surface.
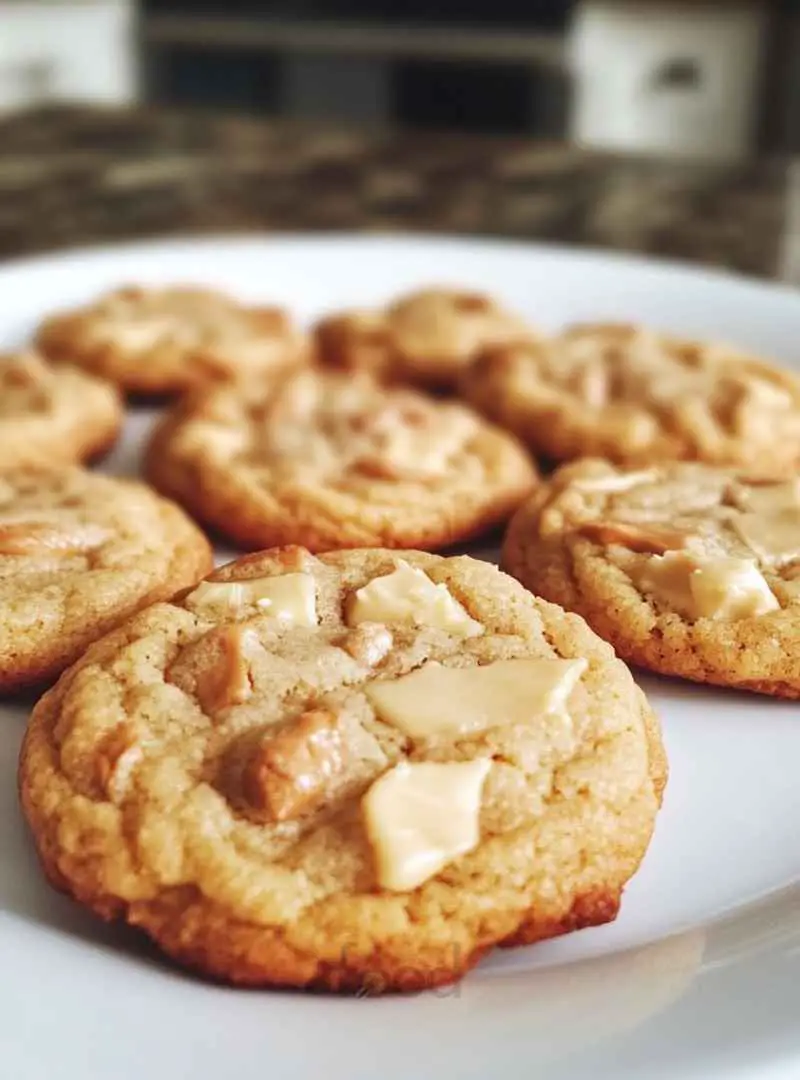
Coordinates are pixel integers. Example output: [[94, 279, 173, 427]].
[[0, 105, 790, 278]]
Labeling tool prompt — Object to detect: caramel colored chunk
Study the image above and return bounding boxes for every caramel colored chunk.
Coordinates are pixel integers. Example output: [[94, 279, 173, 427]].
[[579, 519, 693, 555], [95, 724, 143, 802], [186, 573, 317, 625], [365, 657, 587, 740], [194, 626, 254, 715], [347, 560, 483, 637], [362, 759, 490, 892], [3, 352, 50, 390], [634, 552, 778, 620], [0, 521, 109, 556], [243, 709, 347, 821]]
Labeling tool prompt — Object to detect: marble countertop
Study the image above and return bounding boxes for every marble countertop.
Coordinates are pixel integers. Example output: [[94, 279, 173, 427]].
[[0, 105, 793, 280]]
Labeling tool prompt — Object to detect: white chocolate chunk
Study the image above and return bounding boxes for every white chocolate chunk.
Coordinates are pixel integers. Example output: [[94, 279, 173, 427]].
[[185, 573, 317, 626], [733, 479, 800, 515], [634, 552, 778, 620], [363, 759, 490, 892], [571, 470, 658, 494], [185, 422, 249, 458], [347, 560, 483, 637], [90, 316, 181, 351], [0, 520, 110, 556], [691, 558, 779, 619], [633, 552, 694, 615], [732, 512, 800, 564], [744, 377, 794, 409], [378, 410, 476, 476], [364, 657, 587, 740]]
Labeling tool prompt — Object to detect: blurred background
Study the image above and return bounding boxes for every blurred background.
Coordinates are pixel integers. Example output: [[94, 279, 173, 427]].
[[1, 1, 797, 280], [0, 0, 797, 161]]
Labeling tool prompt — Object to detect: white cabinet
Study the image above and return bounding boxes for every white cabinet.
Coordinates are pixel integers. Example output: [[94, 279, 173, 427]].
[[570, 0, 768, 159], [0, 1, 136, 111]]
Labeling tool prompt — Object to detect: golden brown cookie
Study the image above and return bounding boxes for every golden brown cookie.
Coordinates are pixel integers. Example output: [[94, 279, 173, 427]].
[[463, 323, 800, 473], [0, 466, 213, 692], [315, 287, 536, 391], [36, 285, 308, 396], [20, 547, 666, 992], [0, 351, 121, 469], [145, 367, 537, 552], [503, 458, 800, 696]]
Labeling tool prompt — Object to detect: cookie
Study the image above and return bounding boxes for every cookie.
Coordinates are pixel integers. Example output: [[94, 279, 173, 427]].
[[20, 546, 666, 992], [0, 351, 122, 469], [315, 287, 535, 391], [0, 466, 213, 692], [503, 458, 800, 696], [463, 322, 800, 473], [36, 285, 308, 396], [145, 367, 537, 552]]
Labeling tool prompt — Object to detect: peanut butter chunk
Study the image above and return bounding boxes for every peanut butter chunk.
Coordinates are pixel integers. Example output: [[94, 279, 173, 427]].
[[243, 709, 347, 821], [193, 626, 255, 715]]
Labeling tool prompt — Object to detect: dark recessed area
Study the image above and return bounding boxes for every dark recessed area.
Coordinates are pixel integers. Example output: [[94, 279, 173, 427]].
[[392, 61, 535, 133]]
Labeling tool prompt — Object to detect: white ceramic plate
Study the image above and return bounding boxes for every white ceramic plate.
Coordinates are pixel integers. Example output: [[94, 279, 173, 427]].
[[2, 236, 800, 1080]]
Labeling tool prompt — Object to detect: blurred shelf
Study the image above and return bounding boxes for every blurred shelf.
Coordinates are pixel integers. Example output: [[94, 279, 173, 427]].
[[141, 15, 568, 69]]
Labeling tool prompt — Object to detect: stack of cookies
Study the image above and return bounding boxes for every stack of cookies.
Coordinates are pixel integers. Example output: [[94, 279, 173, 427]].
[[11, 278, 799, 994]]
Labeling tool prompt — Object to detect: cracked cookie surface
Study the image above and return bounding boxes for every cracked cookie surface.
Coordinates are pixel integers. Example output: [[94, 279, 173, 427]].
[[463, 323, 800, 473], [19, 547, 665, 992], [315, 287, 536, 391], [145, 367, 537, 552], [0, 467, 212, 691], [503, 458, 800, 696], [0, 351, 122, 468], [36, 285, 308, 396]]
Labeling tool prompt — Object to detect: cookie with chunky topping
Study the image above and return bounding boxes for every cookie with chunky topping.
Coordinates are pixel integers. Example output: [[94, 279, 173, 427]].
[[36, 285, 308, 396], [145, 367, 537, 552], [315, 287, 536, 392], [503, 458, 800, 696], [0, 467, 212, 692], [0, 351, 121, 468], [463, 323, 800, 473], [19, 547, 665, 992]]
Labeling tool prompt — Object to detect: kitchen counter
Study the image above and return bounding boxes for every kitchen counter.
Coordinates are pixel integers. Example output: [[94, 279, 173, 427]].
[[0, 105, 794, 280]]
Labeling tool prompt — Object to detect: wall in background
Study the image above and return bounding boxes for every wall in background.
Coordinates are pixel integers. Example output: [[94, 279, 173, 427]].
[[571, 1, 768, 159], [0, 1, 135, 111], [1, 0, 798, 162]]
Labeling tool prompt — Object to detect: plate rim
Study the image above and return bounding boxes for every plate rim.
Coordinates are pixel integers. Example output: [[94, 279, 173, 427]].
[[2, 231, 800, 1080]]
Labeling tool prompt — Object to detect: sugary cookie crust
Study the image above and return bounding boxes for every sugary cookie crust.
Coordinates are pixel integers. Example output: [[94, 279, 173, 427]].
[[0, 351, 122, 468], [20, 548, 665, 992], [0, 467, 213, 692], [36, 285, 308, 396], [145, 368, 538, 552], [463, 323, 800, 473], [503, 459, 800, 696], [315, 287, 536, 391]]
